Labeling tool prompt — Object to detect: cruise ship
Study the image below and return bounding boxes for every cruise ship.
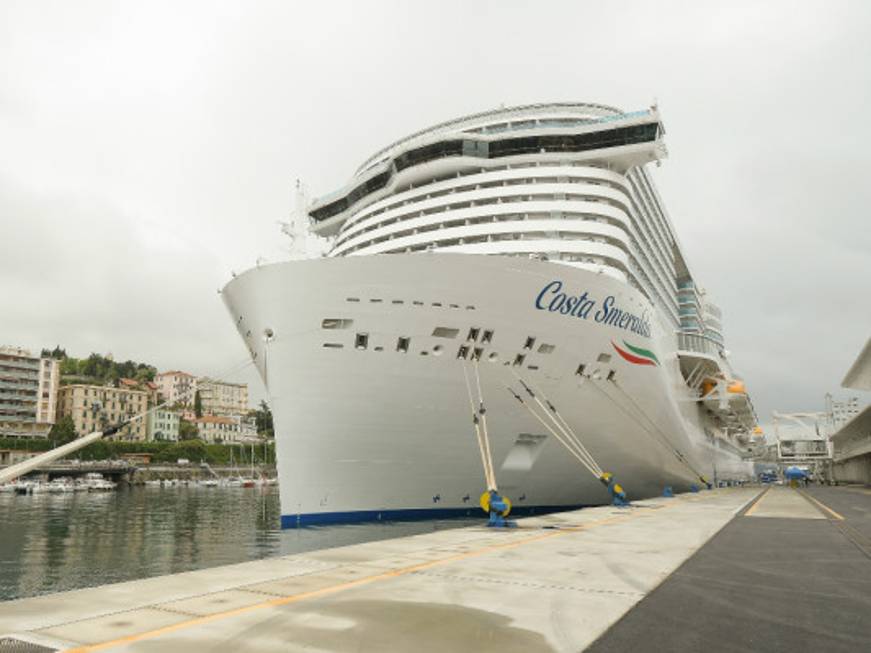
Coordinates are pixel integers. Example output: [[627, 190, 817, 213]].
[[222, 102, 757, 527]]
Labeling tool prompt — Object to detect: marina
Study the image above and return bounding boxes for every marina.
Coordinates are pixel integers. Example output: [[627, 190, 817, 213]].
[[2, 486, 869, 651]]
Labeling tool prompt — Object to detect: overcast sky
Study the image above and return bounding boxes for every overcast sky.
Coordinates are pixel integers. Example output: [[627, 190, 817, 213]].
[[1, 1, 869, 427]]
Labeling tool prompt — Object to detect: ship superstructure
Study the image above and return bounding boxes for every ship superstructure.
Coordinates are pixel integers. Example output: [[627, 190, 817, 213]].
[[223, 103, 757, 526]]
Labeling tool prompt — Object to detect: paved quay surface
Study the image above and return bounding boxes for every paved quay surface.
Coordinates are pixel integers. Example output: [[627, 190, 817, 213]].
[[588, 485, 871, 653], [0, 488, 757, 652]]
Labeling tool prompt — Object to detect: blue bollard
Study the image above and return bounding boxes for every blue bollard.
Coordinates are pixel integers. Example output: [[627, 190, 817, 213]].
[[663, 486, 674, 498]]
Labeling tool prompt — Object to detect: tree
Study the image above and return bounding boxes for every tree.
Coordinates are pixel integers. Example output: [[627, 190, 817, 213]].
[[48, 415, 77, 445], [194, 391, 203, 418], [41, 346, 66, 359], [254, 400, 274, 438], [178, 418, 199, 441]]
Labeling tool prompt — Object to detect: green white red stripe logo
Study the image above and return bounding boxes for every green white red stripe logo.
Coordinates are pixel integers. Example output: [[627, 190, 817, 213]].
[[612, 341, 659, 366]]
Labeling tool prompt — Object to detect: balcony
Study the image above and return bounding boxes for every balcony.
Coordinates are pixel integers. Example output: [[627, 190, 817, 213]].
[[677, 332, 723, 358], [0, 358, 40, 372], [0, 379, 38, 392], [0, 369, 40, 383]]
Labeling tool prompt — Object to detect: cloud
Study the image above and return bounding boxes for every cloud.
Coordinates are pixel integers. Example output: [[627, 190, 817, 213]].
[[1, 0, 869, 420]]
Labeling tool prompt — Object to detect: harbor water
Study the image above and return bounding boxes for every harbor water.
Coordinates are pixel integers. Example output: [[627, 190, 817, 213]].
[[0, 485, 479, 602]]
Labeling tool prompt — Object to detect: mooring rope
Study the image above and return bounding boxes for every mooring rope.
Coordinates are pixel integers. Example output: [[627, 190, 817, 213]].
[[508, 369, 604, 476], [462, 359, 496, 491]]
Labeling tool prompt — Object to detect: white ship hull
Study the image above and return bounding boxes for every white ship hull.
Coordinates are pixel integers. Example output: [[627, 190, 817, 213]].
[[223, 254, 751, 526]]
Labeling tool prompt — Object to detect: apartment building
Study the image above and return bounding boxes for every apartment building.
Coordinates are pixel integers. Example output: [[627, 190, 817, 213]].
[[192, 415, 241, 443], [154, 370, 195, 406], [56, 384, 149, 440], [196, 378, 248, 416], [0, 346, 59, 438], [147, 408, 180, 442]]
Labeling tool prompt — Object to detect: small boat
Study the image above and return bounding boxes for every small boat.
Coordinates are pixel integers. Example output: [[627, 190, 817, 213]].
[[84, 473, 116, 491], [144, 480, 163, 487], [198, 479, 219, 487], [48, 478, 75, 493]]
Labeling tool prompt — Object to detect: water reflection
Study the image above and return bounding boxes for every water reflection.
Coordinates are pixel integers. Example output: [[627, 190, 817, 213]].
[[0, 486, 479, 601]]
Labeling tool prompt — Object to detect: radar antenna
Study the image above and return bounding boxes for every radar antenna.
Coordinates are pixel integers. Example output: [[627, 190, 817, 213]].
[[278, 179, 333, 259]]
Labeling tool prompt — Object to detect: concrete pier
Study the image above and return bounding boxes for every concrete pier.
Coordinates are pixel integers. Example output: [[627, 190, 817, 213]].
[[1, 486, 869, 652], [0, 488, 756, 651]]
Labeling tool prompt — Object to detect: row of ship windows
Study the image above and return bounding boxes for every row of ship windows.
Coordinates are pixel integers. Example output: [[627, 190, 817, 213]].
[[341, 236, 626, 269], [339, 192, 627, 246], [322, 329, 617, 382], [344, 297, 476, 310], [341, 229, 626, 257], [346, 174, 626, 232], [338, 211, 627, 252], [322, 325, 557, 369], [316, 159, 621, 223]]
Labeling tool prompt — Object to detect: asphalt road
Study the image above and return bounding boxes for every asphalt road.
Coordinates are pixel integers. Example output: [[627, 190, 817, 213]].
[[587, 486, 871, 653]]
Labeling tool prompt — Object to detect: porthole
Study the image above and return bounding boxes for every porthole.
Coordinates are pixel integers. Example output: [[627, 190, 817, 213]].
[[487, 352, 499, 362], [433, 345, 444, 356]]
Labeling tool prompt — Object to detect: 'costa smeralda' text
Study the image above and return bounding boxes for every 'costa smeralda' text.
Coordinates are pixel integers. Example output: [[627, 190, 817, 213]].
[[534, 280, 651, 338]]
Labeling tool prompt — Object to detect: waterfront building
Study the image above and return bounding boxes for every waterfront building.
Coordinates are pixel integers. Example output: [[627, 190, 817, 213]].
[[0, 449, 40, 465], [147, 408, 180, 442], [239, 414, 259, 440], [56, 384, 149, 440], [825, 394, 860, 431], [118, 378, 159, 405], [0, 346, 59, 438], [155, 370, 195, 407], [192, 415, 241, 443], [195, 378, 248, 417]]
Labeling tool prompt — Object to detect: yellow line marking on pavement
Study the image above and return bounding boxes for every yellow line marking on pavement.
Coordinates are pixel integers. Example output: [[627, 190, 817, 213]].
[[66, 490, 756, 652], [743, 487, 770, 516], [800, 491, 845, 521]]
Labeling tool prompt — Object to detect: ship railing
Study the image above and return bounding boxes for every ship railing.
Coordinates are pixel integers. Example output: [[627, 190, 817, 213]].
[[676, 332, 724, 359]]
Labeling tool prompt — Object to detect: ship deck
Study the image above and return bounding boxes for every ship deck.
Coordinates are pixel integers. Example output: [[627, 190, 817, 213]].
[[2, 486, 870, 652]]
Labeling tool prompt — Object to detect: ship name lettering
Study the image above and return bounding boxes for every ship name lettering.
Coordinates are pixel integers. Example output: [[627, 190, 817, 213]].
[[594, 295, 651, 338], [535, 282, 650, 338], [535, 281, 595, 319]]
